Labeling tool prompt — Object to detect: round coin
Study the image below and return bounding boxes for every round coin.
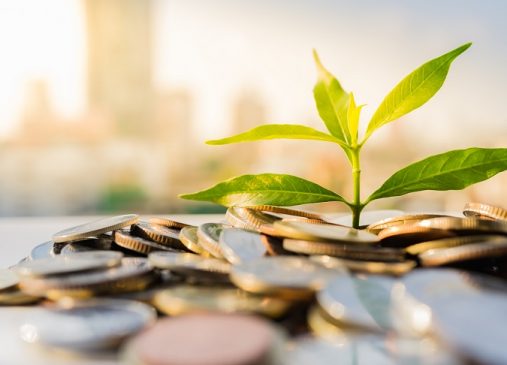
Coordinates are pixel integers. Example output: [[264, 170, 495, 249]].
[[148, 251, 231, 274], [123, 313, 282, 365], [418, 216, 507, 235], [197, 223, 227, 258], [153, 286, 290, 318], [226, 207, 280, 231], [0, 269, 19, 292], [14, 251, 123, 277], [131, 222, 186, 250], [463, 202, 507, 222], [114, 231, 180, 255], [178, 226, 210, 256], [230, 257, 337, 299], [219, 228, 267, 264], [247, 205, 323, 220], [20, 299, 156, 350], [52, 214, 139, 243], [378, 224, 455, 247], [147, 216, 192, 229], [310, 255, 416, 276], [29, 241, 64, 260], [405, 234, 507, 255], [60, 236, 114, 255], [367, 213, 450, 234], [272, 220, 379, 244]]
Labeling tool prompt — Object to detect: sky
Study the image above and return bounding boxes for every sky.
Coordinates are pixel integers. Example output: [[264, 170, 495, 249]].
[[1, 0, 507, 148]]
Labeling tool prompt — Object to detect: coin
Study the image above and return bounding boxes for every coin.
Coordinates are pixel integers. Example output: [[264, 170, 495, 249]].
[[230, 257, 337, 299], [272, 220, 379, 244], [19, 258, 155, 299], [0, 289, 40, 305], [405, 234, 507, 255], [367, 213, 449, 234], [131, 222, 186, 250], [283, 239, 406, 262], [260, 234, 291, 256], [148, 251, 231, 275], [463, 202, 507, 222], [60, 236, 114, 255], [378, 224, 456, 247], [114, 231, 180, 255], [247, 205, 323, 220], [147, 216, 192, 229], [123, 313, 283, 365], [197, 223, 227, 258], [29, 241, 65, 260], [14, 251, 123, 277], [418, 216, 507, 235], [219, 228, 267, 264], [0, 269, 19, 292], [419, 239, 507, 267], [226, 206, 280, 231], [153, 286, 290, 318], [310, 255, 416, 276], [52, 214, 139, 243], [178, 226, 210, 256], [20, 299, 156, 350], [307, 305, 349, 339]]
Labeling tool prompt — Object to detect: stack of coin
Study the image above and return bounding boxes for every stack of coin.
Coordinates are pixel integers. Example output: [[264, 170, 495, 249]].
[[3, 203, 507, 365]]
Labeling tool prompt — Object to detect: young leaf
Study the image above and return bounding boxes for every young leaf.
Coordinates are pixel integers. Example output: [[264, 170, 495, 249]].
[[364, 43, 471, 142], [180, 173, 347, 206], [346, 93, 363, 145], [206, 124, 346, 148], [366, 147, 507, 202], [313, 50, 350, 145]]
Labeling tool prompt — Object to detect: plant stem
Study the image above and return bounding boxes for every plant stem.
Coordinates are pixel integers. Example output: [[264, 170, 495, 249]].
[[350, 147, 363, 228]]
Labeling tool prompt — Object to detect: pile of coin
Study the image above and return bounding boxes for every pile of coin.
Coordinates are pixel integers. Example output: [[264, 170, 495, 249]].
[[3, 202, 507, 364]]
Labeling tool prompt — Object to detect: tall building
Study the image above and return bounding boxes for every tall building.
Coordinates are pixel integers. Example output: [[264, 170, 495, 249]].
[[84, 0, 155, 137]]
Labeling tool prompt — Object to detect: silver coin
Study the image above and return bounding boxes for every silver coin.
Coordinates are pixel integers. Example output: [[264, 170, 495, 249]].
[[219, 228, 267, 265], [29, 241, 62, 260], [0, 269, 19, 291], [60, 236, 114, 255], [317, 275, 396, 332], [53, 214, 139, 243], [20, 299, 156, 350], [14, 251, 123, 277], [197, 223, 227, 258]]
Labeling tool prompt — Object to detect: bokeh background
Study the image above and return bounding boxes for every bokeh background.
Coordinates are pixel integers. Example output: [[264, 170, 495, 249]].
[[0, 0, 506, 216]]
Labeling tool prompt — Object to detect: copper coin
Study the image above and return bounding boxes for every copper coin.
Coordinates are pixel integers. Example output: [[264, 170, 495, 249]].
[[226, 207, 280, 231], [378, 224, 456, 247], [463, 202, 507, 222], [127, 314, 276, 365], [147, 217, 193, 230]]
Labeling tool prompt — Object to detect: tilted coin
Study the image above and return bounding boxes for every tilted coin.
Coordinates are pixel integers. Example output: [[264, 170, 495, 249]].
[[418, 216, 507, 235], [122, 313, 284, 365], [178, 226, 210, 256], [226, 206, 280, 231], [272, 220, 379, 244], [53, 214, 139, 243], [419, 239, 507, 267], [0, 269, 19, 292], [20, 299, 156, 350], [60, 236, 114, 255], [463, 202, 507, 222], [147, 216, 192, 229], [317, 275, 397, 332], [19, 258, 155, 300], [310, 255, 416, 276], [246, 205, 323, 220], [114, 231, 180, 255], [131, 222, 186, 250], [197, 223, 227, 258], [405, 234, 507, 255], [219, 228, 267, 265], [367, 213, 450, 234], [153, 286, 290, 318], [378, 224, 456, 247], [14, 251, 123, 278], [29, 241, 65, 260], [148, 251, 231, 275], [230, 257, 337, 299], [283, 239, 406, 262]]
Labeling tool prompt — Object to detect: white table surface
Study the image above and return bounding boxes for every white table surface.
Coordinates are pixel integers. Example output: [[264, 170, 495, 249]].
[[0, 215, 223, 365]]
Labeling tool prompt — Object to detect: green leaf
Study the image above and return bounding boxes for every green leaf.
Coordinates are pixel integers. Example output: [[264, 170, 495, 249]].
[[206, 124, 346, 148], [180, 173, 347, 206], [367, 148, 507, 202], [313, 49, 350, 144], [346, 93, 363, 145], [364, 43, 471, 141]]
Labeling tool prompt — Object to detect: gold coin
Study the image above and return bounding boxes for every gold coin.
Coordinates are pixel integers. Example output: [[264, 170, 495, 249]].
[[310, 255, 416, 276], [114, 231, 180, 255], [178, 226, 211, 256], [367, 214, 449, 234], [197, 223, 226, 259], [19, 258, 155, 300], [230, 257, 337, 300], [219, 228, 267, 265], [53, 214, 139, 243], [283, 239, 405, 262], [463, 202, 507, 222], [246, 205, 323, 220], [405, 235, 507, 255], [147, 217, 193, 229], [420, 239, 507, 267], [378, 224, 456, 247], [14, 251, 123, 278], [148, 251, 231, 275], [153, 286, 290, 318], [418, 216, 507, 235], [0, 269, 19, 292], [225, 207, 280, 231], [131, 222, 186, 250], [272, 220, 379, 244]]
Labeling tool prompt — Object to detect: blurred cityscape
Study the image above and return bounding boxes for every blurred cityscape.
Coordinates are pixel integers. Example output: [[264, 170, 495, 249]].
[[0, 0, 506, 216]]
